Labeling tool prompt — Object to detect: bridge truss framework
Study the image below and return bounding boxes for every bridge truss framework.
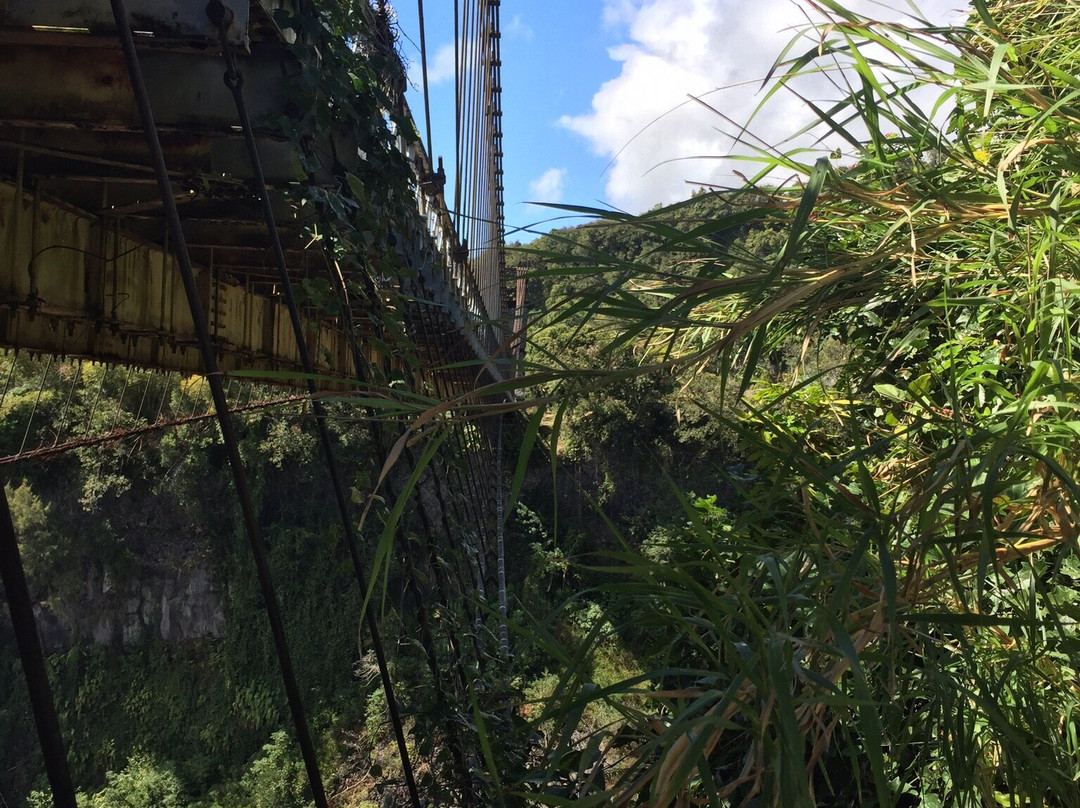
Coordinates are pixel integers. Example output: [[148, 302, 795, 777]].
[[0, 2, 518, 807]]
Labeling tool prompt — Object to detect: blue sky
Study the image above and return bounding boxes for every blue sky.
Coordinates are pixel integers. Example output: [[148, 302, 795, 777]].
[[394, 1, 618, 240], [392, 1, 969, 239]]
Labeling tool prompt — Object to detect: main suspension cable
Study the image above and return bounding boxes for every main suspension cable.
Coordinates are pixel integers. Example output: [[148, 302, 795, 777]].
[[0, 393, 306, 467], [416, 0, 434, 157]]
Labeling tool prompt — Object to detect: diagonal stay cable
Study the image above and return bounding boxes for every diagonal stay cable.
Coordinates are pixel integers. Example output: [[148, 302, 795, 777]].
[[106, 3, 328, 806], [0, 485, 77, 808], [204, 8, 423, 808]]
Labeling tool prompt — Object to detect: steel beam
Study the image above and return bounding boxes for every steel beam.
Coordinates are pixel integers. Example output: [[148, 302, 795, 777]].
[[1, 0, 249, 46], [0, 181, 356, 384], [0, 43, 296, 133], [0, 128, 330, 188]]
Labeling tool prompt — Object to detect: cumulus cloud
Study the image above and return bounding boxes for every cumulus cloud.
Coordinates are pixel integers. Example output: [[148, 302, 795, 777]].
[[408, 42, 456, 88], [529, 168, 568, 203], [561, 0, 969, 212], [506, 13, 534, 40]]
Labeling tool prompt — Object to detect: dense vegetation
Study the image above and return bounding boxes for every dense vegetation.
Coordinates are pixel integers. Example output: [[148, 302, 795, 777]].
[[0, 360, 381, 806], [6, 1, 1080, 807], [495, 1, 1080, 804]]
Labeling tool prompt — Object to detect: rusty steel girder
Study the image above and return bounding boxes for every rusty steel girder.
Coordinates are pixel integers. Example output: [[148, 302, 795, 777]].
[[0, 179, 360, 383], [0, 1, 506, 392], [1, 0, 251, 45], [0, 42, 298, 133], [0, 2, 361, 384]]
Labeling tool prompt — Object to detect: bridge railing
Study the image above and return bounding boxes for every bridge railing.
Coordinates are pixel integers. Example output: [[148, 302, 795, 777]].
[[400, 131, 503, 363]]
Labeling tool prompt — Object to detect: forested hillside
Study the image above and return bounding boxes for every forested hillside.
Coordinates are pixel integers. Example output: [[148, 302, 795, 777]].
[[497, 0, 1080, 803], [0, 361, 402, 806], [6, 1, 1080, 807]]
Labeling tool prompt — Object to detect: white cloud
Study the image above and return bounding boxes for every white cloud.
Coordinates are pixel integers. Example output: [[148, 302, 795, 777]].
[[529, 168, 568, 202], [506, 14, 534, 40], [561, 0, 970, 212], [408, 42, 456, 88]]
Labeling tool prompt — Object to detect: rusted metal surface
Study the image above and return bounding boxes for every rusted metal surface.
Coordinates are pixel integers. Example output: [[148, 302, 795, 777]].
[[1, 0, 249, 46], [0, 43, 297, 133], [0, 128, 303, 187], [0, 392, 307, 466], [0, 2, 508, 393], [0, 181, 357, 383]]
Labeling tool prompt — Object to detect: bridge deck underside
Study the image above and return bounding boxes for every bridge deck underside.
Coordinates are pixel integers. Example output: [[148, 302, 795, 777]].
[[0, 18, 485, 393]]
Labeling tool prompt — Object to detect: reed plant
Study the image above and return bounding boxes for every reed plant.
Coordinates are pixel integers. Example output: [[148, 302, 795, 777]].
[[503, 1, 1080, 805]]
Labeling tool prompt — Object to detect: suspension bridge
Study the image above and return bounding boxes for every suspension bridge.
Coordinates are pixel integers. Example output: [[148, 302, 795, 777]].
[[0, 2, 516, 807]]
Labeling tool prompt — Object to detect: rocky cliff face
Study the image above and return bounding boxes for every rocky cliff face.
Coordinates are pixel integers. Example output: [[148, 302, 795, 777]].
[[33, 561, 225, 654]]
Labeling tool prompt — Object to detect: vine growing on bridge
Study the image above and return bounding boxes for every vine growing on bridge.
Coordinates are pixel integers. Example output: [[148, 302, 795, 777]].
[[260, 3, 521, 805]]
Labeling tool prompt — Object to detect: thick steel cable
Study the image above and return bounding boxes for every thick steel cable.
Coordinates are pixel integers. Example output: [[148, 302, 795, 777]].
[[473, 3, 487, 301], [105, 4, 328, 806], [458, 2, 480, 335], [484, 0, 507, 342], [466, 1, 484, 278], [470, 2, 494, 329], [205, 11, 423, 807], [416, 0, 434, 157], [0, 485, 77, 808], [456, 1, 472, 241], [459, 0, 479, 250], [490, 0, 506, 232], [496, 411, 508, 657], [452, 0, 463, 230], [0, 394, 306, 467]]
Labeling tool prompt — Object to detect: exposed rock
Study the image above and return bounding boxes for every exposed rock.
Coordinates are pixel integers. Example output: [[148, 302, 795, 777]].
[[34, 561, 225, 653], [31, 604, 69, 653]]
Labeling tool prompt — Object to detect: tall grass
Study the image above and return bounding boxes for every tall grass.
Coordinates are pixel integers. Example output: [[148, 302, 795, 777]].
[[502, 1, 1080, 805]]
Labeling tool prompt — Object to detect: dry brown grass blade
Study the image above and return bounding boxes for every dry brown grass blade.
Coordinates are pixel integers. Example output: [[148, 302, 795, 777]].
[[921, 537, 1065, 588], [630, 595, 889, 808]]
